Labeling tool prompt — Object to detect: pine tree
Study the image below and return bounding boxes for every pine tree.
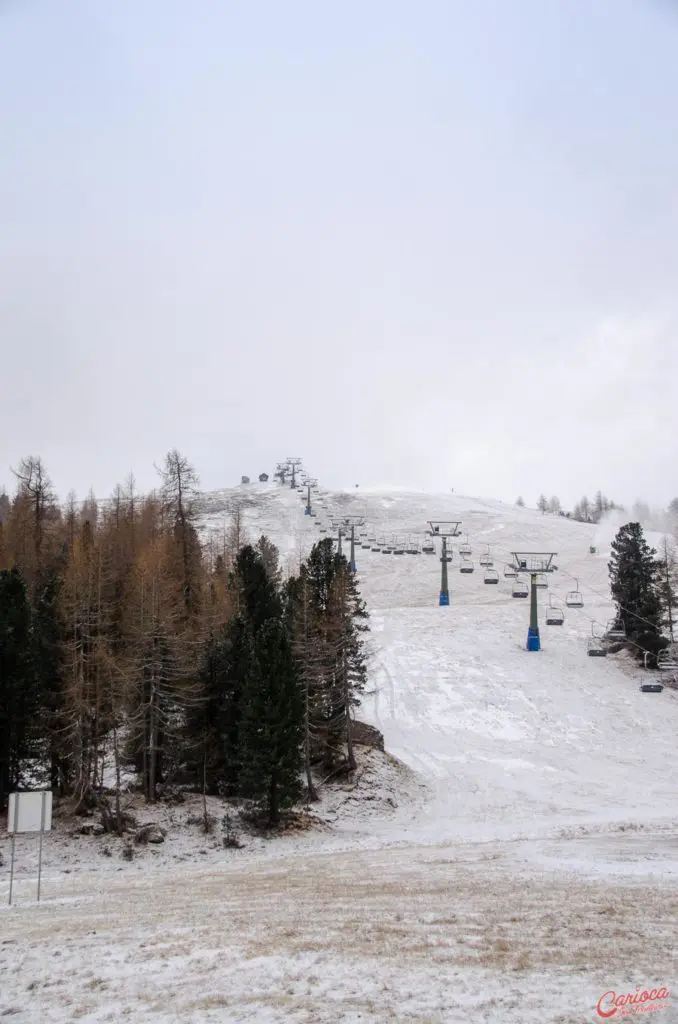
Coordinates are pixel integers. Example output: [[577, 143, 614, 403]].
[[549, 496, 561, 514], [609, 523, 663, 639], [657, 538, 677, 644], [515, 497, 525, 508], [537, 494, 549, 513], [188, 615, 254, 796], [239, 617, 303, 826], [0, 568, 38, 810], [33, 554, 69, 794], [289, 539, 369, 772], [234, 543, 282, 631]]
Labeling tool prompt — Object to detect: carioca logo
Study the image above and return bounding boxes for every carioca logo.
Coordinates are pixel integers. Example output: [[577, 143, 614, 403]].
[[596, 986, 670, 1017]]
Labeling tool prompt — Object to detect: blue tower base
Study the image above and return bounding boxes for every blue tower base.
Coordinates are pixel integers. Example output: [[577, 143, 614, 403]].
[[439, 591, 450, 606], [526, 626, 541, 651], [304, 507, 312, 515], [349, 560, 356, 572]]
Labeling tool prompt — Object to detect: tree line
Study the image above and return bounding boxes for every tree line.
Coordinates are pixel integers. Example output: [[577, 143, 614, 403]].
[[0, 453, 368, 826]]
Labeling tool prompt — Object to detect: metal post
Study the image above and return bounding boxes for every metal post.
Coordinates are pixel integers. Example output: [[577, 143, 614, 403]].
[[337, 529, 343, 558], [9, 794, 19, 905], [527, 573, 541, 651], [305, 484, 312, 516], [440, 537, 450, 606], [37, 791, 46, 902], [349, 525, 356, 572]]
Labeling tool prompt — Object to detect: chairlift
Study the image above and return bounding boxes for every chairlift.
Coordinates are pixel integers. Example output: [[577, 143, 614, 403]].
[[459, 534, 472, 556], [546, 597, 564, 626], [361, 540, 371, 549], [535, 573, 549, 589], [393, 538, 405, 555], [459, 559, 474, 574], [422, 539, 435, 554], [587, 627, 607, 657], [504, 564, 517, 578], [483, 568, 499, 584], [587, 637, 607, 657], [406, 538, 419, 554], [640, 683, 664, 693], [382, 545, 393, 554], [604, 620, 626, 643], [565, 580, 584, 608], [512, 580, 529, 598], [370, 543, 381, 551], [658, 648, 678, 671], [479, 547, 493, 568]]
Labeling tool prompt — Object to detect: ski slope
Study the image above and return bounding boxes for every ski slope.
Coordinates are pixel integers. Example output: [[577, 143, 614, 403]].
[[203, 482, 678, 844]]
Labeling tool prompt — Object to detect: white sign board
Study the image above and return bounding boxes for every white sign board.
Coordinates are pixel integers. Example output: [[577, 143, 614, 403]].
[[8, 791, 52, 834]]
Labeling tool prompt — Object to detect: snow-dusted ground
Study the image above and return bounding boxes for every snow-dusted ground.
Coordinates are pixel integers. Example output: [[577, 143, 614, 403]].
[[2, 483, 677, 1023]]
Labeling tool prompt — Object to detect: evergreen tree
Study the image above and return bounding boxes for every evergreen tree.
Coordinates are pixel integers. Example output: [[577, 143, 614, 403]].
[[537, 494, 549, 513], [609, 523, 663, 639], [549, 496, 561, 514], [233, 543, 281, 631], [33, 556, 69, 793], [515, 496, 525, 508], [188, 615, 255, 796], [657, 538, 677, 644], [0, 568, 38, 810], [289, 539, 369, 771], [239, 618, 303, 825]]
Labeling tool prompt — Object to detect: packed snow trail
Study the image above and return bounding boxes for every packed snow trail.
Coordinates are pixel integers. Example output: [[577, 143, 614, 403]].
[[201, 483, 678, 843]]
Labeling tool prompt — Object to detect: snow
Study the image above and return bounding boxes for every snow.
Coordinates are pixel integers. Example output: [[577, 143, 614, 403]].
[[2, 484, 677, 1023]]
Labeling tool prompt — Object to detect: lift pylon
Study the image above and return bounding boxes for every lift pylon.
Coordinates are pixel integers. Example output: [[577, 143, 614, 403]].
[[511, 552, 557, 651], [286, 458, 303, 488], [428, 521, 461, 606], [304, 477, 317, 516], [335, 515, 366, 571]]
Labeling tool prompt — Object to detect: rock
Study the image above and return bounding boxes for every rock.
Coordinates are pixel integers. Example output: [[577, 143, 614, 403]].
[[80, 822, 105, 836], [352, 720, 385, 751], [134, 824, 166, 845]]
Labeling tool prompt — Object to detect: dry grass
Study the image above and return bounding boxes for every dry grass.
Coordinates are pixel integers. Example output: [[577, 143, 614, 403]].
[[1, 840, 677, 1023]]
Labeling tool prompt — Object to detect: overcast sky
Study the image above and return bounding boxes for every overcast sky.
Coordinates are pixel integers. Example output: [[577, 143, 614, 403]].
[[1, 0, 677, 509]]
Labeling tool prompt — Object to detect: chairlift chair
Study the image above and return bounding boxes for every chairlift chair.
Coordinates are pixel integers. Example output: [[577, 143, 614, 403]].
[[479, 548, 493, 568], [393, 538, 405, 555], [512, 580, 529, 598], [640, 683, 664, 693], [371, 542, 381, 551], [361, 540, 371, 549], [422, 538, 435, 554], [565, 581, 584, 608], [459, 559, 474, 574], [406, 538, 419, 554], [546, 597, 564, 626], [535, 573, 549, 589], [459, 535, 472, 557], [604, 620, 626, 643], [587, 631, 607, 657], [484, 568, 499, 584], [504, 564, 517, 578], [658, 648, 678, 671]]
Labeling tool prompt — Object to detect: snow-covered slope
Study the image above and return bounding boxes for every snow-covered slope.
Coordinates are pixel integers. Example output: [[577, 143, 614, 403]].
[[201, 482, 678, 843]]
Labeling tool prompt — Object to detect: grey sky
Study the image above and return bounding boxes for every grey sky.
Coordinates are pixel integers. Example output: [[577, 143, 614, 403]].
[[1, 0, 676, 509]]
